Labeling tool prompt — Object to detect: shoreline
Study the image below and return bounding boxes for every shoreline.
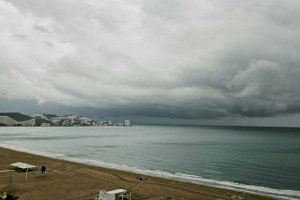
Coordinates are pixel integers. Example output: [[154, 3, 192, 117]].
[[0, 146, 278, 200], [1, 144, 299, 200]]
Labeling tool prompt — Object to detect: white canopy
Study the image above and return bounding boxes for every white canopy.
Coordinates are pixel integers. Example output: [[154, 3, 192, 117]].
[[106, 189, 127, 194], [10, 162, 37, 170]]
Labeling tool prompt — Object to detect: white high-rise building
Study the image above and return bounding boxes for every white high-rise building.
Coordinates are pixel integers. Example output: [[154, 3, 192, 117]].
[[124, 120, 131, 126]]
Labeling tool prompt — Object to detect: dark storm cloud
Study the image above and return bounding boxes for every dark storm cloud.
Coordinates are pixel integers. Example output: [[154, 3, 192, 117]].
[[0, 0, 300, 119]]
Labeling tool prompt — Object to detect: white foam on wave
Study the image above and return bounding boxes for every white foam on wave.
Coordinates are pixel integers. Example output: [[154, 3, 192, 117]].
[[1, 143, 299, 200]]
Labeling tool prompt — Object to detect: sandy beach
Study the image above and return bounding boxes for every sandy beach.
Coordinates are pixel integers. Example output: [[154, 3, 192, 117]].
[[0, 147, 274, 200]]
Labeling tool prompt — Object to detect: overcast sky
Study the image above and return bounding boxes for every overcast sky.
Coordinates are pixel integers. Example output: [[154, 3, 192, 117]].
[[1, 0, 300, 126]]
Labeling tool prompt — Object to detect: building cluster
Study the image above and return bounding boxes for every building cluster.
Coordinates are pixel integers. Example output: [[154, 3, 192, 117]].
[[0, 112, 131, 127]]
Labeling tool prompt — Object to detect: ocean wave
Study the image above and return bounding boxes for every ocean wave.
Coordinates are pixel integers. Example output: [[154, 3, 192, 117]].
[[0, 143, 299, 200]]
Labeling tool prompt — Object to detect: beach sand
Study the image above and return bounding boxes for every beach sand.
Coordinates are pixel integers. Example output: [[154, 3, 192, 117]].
[[0, 147, 273, 200]]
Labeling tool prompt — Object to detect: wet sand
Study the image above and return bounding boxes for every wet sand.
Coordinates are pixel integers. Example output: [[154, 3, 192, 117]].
[[0, 147, 273, 200]]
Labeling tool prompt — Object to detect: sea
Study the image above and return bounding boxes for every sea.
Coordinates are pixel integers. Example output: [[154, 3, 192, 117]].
[[0, 125, 299, 199]]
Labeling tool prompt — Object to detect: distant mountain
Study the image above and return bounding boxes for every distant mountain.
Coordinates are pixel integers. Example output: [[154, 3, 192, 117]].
[[0, 112, 33, 122]]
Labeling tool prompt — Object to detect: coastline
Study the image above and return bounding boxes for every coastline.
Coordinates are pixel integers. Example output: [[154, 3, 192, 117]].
[[0, 146, 276, 200]]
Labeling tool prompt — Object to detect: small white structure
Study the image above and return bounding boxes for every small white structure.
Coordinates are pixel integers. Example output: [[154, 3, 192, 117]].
[[124, 120, 131, 126], [52, 116, 66, 122], [96, 189, 128, 200], [41, 122, 51, 127], [19, 119, 35, 126], [65, 114, 79, 120], [9, 162, 37, 172]]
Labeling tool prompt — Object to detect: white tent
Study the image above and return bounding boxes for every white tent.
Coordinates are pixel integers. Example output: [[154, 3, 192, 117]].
[[9, 162, 37, 171], [96, 189, 128, 200]]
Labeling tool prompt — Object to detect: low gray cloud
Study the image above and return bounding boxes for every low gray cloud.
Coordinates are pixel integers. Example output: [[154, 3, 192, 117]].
[[0, 0, 300, 119]]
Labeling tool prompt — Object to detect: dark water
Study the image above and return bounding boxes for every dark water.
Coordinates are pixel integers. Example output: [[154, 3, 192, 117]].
[[0, 125, 299, 198]]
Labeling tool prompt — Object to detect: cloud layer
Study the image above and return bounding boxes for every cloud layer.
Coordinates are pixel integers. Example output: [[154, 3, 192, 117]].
[[1, 0, 300, 119]]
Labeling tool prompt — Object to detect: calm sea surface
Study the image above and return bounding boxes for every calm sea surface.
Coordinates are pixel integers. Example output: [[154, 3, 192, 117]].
[[0, 125, 299, 198]]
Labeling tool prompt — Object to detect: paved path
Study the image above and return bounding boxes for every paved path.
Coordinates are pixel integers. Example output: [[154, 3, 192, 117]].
[[0, 170, 14, 173]]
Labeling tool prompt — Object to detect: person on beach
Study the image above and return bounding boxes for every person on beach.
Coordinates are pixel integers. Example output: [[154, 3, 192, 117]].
[[41, 166, 46, 175]]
